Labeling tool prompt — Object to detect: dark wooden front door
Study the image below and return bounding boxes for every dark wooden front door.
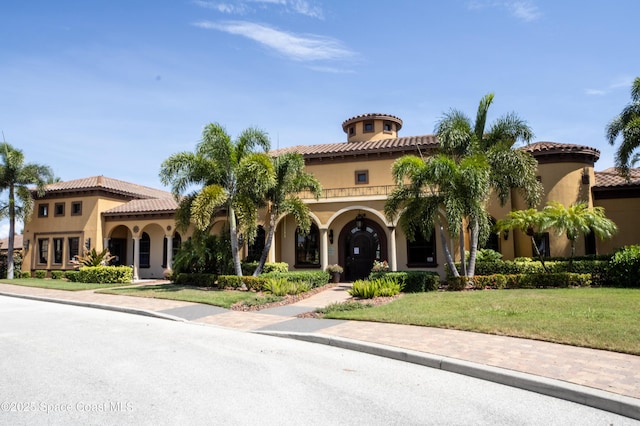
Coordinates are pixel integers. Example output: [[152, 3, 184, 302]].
[[109, 238, 127, 266], [347, 231, 375, 281]]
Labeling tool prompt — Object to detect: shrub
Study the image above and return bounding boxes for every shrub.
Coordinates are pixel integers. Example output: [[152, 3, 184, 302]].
[[51, 270, 65, 280], [240, 294, 283, 307], [77, 266, 133, 284], [607, 245, 640, 288], [349, 277, 403, 298], [263, 278, 311, 296], [369, 271, 440, 292], [316, 301, 373, 314], [242, 261, 289, 275], [20, 271, 31, 279], [217, 275, 244, 289], [261, 271, 330, 288], [34, 270, 47, 279], [476, 248, 503, 262], [242, 276, 269, 292], [472, 274, 508, 290], [174, 273, 217, 287], [446, 276, 470, 291], [64, 270, 79, 282]]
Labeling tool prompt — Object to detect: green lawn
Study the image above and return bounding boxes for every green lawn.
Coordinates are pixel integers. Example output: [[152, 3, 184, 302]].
[[323, 288, 640, 355], [0, 278, 127, 291], [97, 284, 281, 309]]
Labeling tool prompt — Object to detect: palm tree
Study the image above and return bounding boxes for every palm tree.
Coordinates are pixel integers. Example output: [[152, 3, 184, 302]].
[[385, 153, 491, 278], [542, 201, 617, 262], [253, 152, 321, 276], [433, 93, 542, 276], [0, 142, 53, 279], [160, 123, 275, 276], [607, 77, 640, 179], [495, 208, 549, 271]]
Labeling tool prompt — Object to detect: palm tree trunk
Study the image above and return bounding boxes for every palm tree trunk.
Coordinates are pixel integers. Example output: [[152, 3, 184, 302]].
[[7, 184, 15, 280], [439, 223, 459, 277], [467, 219, 479, 277], [253, 209, 276, 276], [228, 206, 243, 277], [459, 223, 467, 277], [530, 235, 549, 272]]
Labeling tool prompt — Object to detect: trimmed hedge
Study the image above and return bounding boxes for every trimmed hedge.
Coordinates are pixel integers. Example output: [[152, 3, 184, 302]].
[[65, 270, 80, 282], [20, 271, 31, 279], [261, 271, 330, 288], [51, 270, 65, 280], [34, 270, 47, 279], [447, 272, 592, 290], [369, 271, 440, 292], [77, 266, 133, 284], [242, 261, 289, 275], [215, 275, 271, 290], [175, 273, 217, 287], [607, 245, 640, 288]]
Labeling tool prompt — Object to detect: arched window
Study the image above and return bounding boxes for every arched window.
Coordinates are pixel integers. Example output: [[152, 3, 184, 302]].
[[246, 226, 265, 262], [140, 232, 151, 268], [295, 224, 320, 268]]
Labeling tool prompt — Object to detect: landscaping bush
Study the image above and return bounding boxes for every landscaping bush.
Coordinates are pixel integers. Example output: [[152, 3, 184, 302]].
[[20, 271, 31, 279], [369, 271, 440, 292], [607, 245, 640, 287], [242, 261, 289, 275], [174, 273, 217, 287], [77, 266, 133, 284], [51, 270, 65, 280], [349, 277, 403, 298], [446, 276, 469, 291], [263, 278, 311, 296], [261, 271, 330, 288], [242, 276, 270, 291], [217, 275, 244, 289], [64, 270, 79, 282], [0, 251, 23, 279], [34, 270, 47, 279]]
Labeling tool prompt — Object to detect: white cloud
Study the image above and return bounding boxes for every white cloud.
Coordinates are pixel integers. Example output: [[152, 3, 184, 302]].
[[194, 21, 353, 62], [585, 89, 606, 96], [467, 1, 542, 22], [585, 77, 635, 96], [193, 0, 323, 19]]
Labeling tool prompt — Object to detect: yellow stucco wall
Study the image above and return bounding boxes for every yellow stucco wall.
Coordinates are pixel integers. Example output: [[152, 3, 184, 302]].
[[593, 197, 640, 253]]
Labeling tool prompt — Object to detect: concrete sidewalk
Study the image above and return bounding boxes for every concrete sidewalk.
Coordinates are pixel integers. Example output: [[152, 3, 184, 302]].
[[1, 281, 639, 420]]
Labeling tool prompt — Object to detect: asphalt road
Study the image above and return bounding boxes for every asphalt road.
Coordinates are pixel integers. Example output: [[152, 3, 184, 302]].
[[0, 296, 636, 425]]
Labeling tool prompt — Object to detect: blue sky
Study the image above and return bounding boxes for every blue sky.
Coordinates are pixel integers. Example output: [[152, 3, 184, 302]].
[[1, 1, 639, 237]]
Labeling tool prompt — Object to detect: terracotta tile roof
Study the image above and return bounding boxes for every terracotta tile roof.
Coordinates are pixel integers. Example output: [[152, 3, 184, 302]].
[[43, 176, 173, 200], [102, 198, 179, 215], [594, 168, 640, 188], [521, 141, 601, 159], [341, 113, 403, 132], [270, 135, 438, 158], [0, 234, 23, 250]]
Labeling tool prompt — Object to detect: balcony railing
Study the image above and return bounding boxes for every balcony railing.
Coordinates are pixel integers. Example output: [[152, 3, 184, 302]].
[[299, 185, 398, 200]]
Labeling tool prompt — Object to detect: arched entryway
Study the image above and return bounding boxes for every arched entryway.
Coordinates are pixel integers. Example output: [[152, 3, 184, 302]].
[[339, 217, 387, 281]]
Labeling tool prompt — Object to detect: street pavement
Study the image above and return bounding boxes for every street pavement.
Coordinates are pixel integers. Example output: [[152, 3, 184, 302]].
[[1, 281, 639, 421]]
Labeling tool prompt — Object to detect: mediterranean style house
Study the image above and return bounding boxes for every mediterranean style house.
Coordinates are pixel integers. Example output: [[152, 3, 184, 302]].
[[22, 113, 640, 280]]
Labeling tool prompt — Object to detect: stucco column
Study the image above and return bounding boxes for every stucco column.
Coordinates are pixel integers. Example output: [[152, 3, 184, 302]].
[[103, 238, 110, 253], [132, 236, 140, 281], [320, 228, 329, 271], [388, 226, 397, 271], [166, 235, 173, 271]]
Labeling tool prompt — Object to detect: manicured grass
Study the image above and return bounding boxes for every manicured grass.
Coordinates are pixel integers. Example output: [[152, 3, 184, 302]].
[[97, 284, 280, 309], [323, 288, 640, 355], [0, 278, 126, 291]]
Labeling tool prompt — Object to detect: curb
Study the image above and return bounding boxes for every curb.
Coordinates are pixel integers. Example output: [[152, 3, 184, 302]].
[[0, 291, 186, 323], [257, 331, 640, 421]]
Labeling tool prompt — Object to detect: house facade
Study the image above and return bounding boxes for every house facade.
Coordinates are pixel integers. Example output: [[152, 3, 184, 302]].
[[22, 113, 639, 280]]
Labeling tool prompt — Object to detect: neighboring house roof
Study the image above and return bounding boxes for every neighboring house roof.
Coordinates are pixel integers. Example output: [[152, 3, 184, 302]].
[[592, 168, 640, 199], [521, 141, 600, 164], [40, 176, 173, 200], [102, 198, 180, 216], [0, 234, 23, 251], [270, 135, 438, 160]]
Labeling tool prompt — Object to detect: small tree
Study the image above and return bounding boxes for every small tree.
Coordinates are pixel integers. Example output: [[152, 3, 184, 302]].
[[496, 208, 549, 271], [606, 76, 640, 179]]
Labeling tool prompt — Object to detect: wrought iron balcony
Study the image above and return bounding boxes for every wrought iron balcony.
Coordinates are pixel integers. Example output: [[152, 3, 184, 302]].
[[298, 185, 398, 200]]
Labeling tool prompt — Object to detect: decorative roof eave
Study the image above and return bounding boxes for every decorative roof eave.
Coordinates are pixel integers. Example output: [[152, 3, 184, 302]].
[[521, 141, 600, 165], [341, 113, 404, 132], [102, 211, 177, 220]]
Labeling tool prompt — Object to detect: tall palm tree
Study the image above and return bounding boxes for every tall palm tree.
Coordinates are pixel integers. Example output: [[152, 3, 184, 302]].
[[542, 201, 617, 262], [253, 152, 321, 276], [0, 142, 53, 279], [434, 93, 542, 276], [607, 77, 640, 179], [385, 153, 491, 278], [160, 123, 275, 276]]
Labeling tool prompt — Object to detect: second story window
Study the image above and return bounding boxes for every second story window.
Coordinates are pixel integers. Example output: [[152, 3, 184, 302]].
[[363, 121, 374, 133], [71, 201, 82, 216], [54, 203, 65, 216], [355, 170, 369, 185], [38, 204, 49, 218], [383, 121, 393, 133]]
